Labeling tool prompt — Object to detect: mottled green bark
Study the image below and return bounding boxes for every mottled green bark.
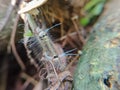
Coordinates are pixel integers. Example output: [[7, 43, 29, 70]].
[[74, 10, 120, 90]]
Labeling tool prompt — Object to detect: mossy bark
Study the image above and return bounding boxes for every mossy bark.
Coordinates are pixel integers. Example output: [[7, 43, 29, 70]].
[[74, 10, 120, 90]]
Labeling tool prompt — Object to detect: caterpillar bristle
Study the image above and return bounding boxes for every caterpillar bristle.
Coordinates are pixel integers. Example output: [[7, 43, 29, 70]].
[[45, 23, 61, 33], [64, 48, 77, 54], [25, 36, 44, 68]]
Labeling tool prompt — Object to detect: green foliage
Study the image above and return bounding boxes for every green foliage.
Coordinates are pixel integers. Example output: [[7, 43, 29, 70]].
[[80, 17, 90, 26], [90, 2, 105, 16], [24, 29, 33, 37], [80, 0, 106, 26]]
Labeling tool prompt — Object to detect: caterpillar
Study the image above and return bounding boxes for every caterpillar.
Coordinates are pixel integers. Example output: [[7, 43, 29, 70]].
[[25, 14, 67, 71], [25, 15, 79, 72], [23, 22, 44, 69], [23, 16, 79, 73]]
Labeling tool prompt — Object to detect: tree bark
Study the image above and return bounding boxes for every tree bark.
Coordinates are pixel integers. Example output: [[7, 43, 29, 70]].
[[74, 1, 120, 90]]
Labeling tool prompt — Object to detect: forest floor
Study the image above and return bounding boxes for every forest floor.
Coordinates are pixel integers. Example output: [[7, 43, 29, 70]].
[[0, 0, 120, 90]]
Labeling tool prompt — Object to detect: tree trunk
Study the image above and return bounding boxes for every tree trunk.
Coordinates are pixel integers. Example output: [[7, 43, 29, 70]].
[[74, 1, 120, 90]]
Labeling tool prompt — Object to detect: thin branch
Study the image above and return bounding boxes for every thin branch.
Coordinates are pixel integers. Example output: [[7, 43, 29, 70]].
[[48, 58, 59, 80], [71, 19, 86, 45], [65, 55, 79, 70], [55, 32, 78, 42], [21, 72, 38, 86], [10, 15, 26, 70]]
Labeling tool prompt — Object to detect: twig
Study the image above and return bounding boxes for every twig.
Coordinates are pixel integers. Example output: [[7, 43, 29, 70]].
[[66, 35, 78, 48], [55, 32, 78, 42], [65, 55, 79, 70], [49, 71, 72, 90], [48, 58, 59, 80], [71, 18, 86, 45], [62, 38, 67, 47], [10, 15, 26, 70], [21, 72, 38, 86]]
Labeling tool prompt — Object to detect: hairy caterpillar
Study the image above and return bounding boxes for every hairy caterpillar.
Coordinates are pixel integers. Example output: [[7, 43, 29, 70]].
[[24, 14, 79, 72], [23, 22, 65, 71], [24, 20, 79, 73], [23, 21, 44, 69], [25, 14, 67, 71]]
